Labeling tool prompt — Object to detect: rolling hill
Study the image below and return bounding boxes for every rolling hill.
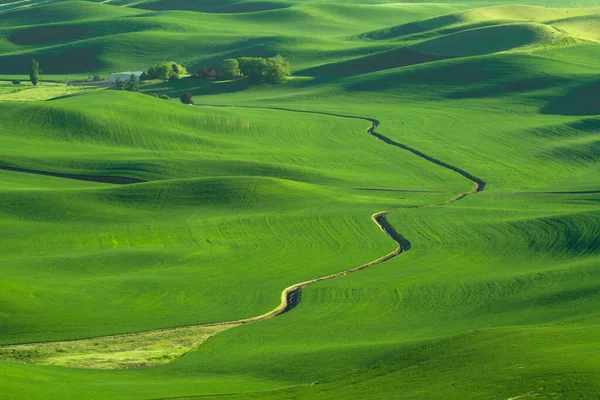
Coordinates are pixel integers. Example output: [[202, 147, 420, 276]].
[[0, 0, 599, 399]]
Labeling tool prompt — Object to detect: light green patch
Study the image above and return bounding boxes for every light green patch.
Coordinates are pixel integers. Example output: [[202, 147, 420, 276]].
[[0, 324, 235, 369], [0, 82, 99, 102]]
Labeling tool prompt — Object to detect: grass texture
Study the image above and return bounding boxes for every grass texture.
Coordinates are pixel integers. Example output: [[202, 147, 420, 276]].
[[0, 0, 599, 399]]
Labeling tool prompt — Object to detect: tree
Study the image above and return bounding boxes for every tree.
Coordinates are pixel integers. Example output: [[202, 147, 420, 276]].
[[265, 55, 290, 84], [221, 59, 240, 79], [236, 55, 290, 85], [180, 92, 194, 105], [116, 76, 126, 90], [237, 57, 268, 84], [29, 58, 40, 86], [126, 73, 139, 92], [148, 61, 187, 81]]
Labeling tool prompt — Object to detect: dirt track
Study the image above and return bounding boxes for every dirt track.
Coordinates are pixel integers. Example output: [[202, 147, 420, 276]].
[[1, 107, 485, 365]]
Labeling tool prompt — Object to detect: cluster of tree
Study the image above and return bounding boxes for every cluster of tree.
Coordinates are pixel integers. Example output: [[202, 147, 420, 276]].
[[221, 55, 289, 84], [116, 74, 139, 92], [143, 61, 188, 81], [29, 58, 40, 86]]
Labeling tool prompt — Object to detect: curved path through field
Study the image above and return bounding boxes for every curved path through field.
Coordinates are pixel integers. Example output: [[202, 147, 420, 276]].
[[0, 106, 485, 368]]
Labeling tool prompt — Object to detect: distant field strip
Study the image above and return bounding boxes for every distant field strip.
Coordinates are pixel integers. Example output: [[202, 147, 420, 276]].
[[0, 107, 484, 369]]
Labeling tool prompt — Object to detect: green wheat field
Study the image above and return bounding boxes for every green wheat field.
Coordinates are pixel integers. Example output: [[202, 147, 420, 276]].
[[0, 0, 599, 398]]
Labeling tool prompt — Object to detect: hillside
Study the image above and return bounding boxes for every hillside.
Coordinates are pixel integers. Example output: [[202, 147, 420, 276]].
[[0, 1, 599, 399]]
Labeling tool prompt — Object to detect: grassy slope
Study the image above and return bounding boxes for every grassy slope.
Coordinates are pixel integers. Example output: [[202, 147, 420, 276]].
[[1, 1, 599, 399], [178, 192, 600, 399], [0, 81, 97, 100], [0, 90, 466, 344], [0, 1, 465, 73]]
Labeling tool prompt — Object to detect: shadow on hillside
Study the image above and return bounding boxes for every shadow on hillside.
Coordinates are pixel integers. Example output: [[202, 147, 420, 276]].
[[448, 77, 569, 99], [298, 47, 449, 77], [358, 22, 426, 40], [9, 25, 89, 46], [359, 13, 466, 41], [541, 81, 600, 116], [134, 0, 291, 13], [140, 78, 252, 99], [0, 46, 103, 74], [358, 17, 500, 42], [343, 54, 580, 97], [344, 56, 505, 92], [546, 140, 600, 163]]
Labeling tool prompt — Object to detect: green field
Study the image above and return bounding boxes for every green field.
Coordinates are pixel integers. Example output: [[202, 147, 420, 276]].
[[0, 0, 599, 399]]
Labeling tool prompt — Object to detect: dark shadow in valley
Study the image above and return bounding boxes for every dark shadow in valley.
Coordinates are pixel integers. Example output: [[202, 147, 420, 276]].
[[0, 164, 146, 184]]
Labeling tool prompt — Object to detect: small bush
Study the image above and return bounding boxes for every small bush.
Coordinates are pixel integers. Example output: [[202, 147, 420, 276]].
[[11, 80, 20, 85], [180, 92, 193, 105], [159, 94, 170, 100]]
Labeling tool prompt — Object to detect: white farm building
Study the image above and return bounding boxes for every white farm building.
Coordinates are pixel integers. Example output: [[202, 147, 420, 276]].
[[110, 71, 144, 83]]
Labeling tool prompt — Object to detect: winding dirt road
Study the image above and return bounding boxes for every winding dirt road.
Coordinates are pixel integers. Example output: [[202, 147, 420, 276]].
[[0, 107, 485, 364]]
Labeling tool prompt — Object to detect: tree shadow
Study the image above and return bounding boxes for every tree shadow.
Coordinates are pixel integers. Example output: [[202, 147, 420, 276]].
[[297, 47, 449, 78], [140, 77, 252, 99]]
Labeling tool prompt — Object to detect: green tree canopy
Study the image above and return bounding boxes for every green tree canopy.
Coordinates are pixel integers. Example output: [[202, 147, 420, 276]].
[[116, 77, 126, 90], [29, 58, 40, 86], [126, 74, 139, 92], [237, 55, 290, 84], [265, 55, 290, 84], [237, 57, 268, 84], [180, 92, 194, 105], [221, 59, 241, 79], [148, 61, 187, 81]]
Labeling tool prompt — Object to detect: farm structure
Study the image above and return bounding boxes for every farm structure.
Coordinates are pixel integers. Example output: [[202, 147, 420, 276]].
[[197, 68, 220, 80], [110, 72, 144, 83]]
